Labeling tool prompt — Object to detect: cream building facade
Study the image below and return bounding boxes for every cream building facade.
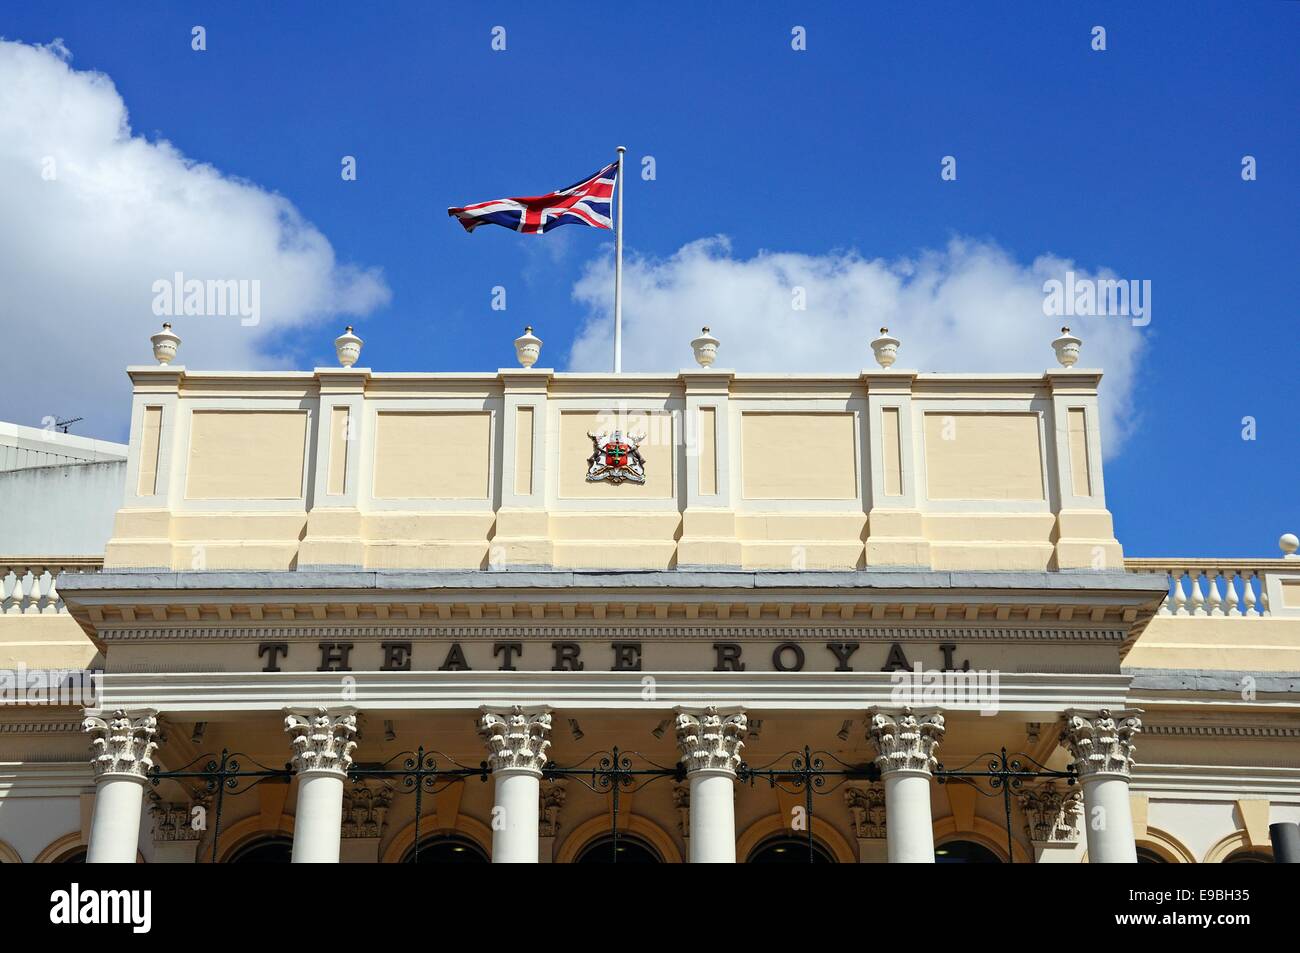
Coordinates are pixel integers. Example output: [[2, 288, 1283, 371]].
[[2, 327, 1298, 864]]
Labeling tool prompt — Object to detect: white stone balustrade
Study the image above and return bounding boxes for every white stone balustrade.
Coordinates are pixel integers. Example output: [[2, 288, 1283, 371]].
[[0, 559, 102, 615], [1127, 561, 1286, 618]]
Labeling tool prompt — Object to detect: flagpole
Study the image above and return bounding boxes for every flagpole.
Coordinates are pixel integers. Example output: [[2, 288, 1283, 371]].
[[613, 145, 625, 373]]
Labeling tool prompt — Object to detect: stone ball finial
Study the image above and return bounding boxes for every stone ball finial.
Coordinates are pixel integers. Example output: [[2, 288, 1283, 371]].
[[151, 322, 181, 365], [1052, 326, 1082, 368], [690, 327, 720, 368], [334, 326, 363, 367], [870, 327, 900, 369], [1281, 533, 1299, 559], [514, 326, 543, 368]]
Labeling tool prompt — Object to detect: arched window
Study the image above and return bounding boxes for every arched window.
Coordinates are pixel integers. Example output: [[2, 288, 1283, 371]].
[[403, 834, 490, 864], [1136, 846, 1169, 863], [934, 839, 1001, 863], [57, 849, 86, 864], [747, 835, 835, 864], [227, 836, 293, 863], [1223, 850, 1271, 864], [574, 834, 662, 863]]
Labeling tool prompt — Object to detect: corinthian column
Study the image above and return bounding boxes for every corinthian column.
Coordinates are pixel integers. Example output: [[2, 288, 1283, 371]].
[[1060, 709, 1141, 864], [867, 707, 944, 863], [84, 709, 159, 863], [285, 707, 358, 863], [674, 706, 747, 863], [479, 706, 552, 863]]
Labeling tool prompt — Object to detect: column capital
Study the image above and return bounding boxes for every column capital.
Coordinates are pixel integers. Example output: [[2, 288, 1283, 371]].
[[284, 707, 358, 777], [866, 707, 945, 776], [1060, 708, 1142, 780], [1016, 781, 1082, 845], [674, 706, 747, 776], [84, 708, 159, 781], [478, 706, 553, 774]]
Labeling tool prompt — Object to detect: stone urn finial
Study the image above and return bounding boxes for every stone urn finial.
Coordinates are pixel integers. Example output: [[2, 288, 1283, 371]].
[[1052, 326, 1082, 368], [334, 326, 363, 367], [870, 327, 900, 369], [690, 327, 720, 368], [151, 322, 181, 365], [1281, 533, 1299, 559], [514, 326, 542, 368]]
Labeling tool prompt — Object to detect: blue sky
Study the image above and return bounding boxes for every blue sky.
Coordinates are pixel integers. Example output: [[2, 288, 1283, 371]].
[[1, 2, 1296, 558]]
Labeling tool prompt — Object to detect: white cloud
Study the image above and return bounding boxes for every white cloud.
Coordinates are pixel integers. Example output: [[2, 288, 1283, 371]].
[[569, 236, 1147, 455], [0, 39, 390, 437]]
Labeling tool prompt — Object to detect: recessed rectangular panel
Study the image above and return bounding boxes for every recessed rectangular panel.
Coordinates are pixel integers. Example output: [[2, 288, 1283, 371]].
[[882, 407, 903, 497], [1068, 407, 1092, 498], [698, 406, 717, 496], [741, 412, 857, 500], [558, 410, 673, 499], [137, 406, 163, 497], [328, 406, 349, 496], [373, 411, 491, 500], [186, 410, 307, 500], [923, 412, 1044, 501], [514, 406, 534, 497]]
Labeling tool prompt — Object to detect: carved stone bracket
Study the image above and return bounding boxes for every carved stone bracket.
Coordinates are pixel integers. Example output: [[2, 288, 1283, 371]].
[[341, 781, 392, 838], [284, 707, 358, 777], [84, 709, 159, 780], [844, 783, 887, 839], [478, 706, 553, 774], [866, 707, 945, 777], [1016, 781, 1082, 844], [539, 780, 567, 838], [1060, 709, 1142, 780], [674, 706, 747, 776], [148, 792, 207, 843], [672, 782, 690, 838]]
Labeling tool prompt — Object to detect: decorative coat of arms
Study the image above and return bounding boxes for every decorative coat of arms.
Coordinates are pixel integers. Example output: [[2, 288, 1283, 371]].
[[585, 431, 646, 485]]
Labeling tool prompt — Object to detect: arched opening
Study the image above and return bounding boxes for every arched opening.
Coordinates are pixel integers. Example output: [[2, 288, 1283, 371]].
[[56, 849, 86, 864], [403, 834, 490, 864], [1223, 849, 1271, 864], [227, 835, 293, 863], [1136, 846, 1169, 864], [574, 834, 662, 863], [934, 839, 1001, 863], [747, 834, 835, 864]]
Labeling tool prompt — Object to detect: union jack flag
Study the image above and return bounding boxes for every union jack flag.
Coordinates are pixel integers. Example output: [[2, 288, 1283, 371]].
[[447, 161, 617, 235]]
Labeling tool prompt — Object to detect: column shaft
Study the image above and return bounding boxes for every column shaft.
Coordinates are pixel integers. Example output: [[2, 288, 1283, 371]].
[[1081, 775, 1137, 863], [688, 769, 737, 863], [883, 771, 935, 863], [86, 776, 146, 863], [292, 771, 346, 863], [492, 769, 541, 863]]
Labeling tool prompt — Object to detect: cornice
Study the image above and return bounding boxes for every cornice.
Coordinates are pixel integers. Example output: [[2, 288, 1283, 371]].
[[95, 622, 1128, 644]]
